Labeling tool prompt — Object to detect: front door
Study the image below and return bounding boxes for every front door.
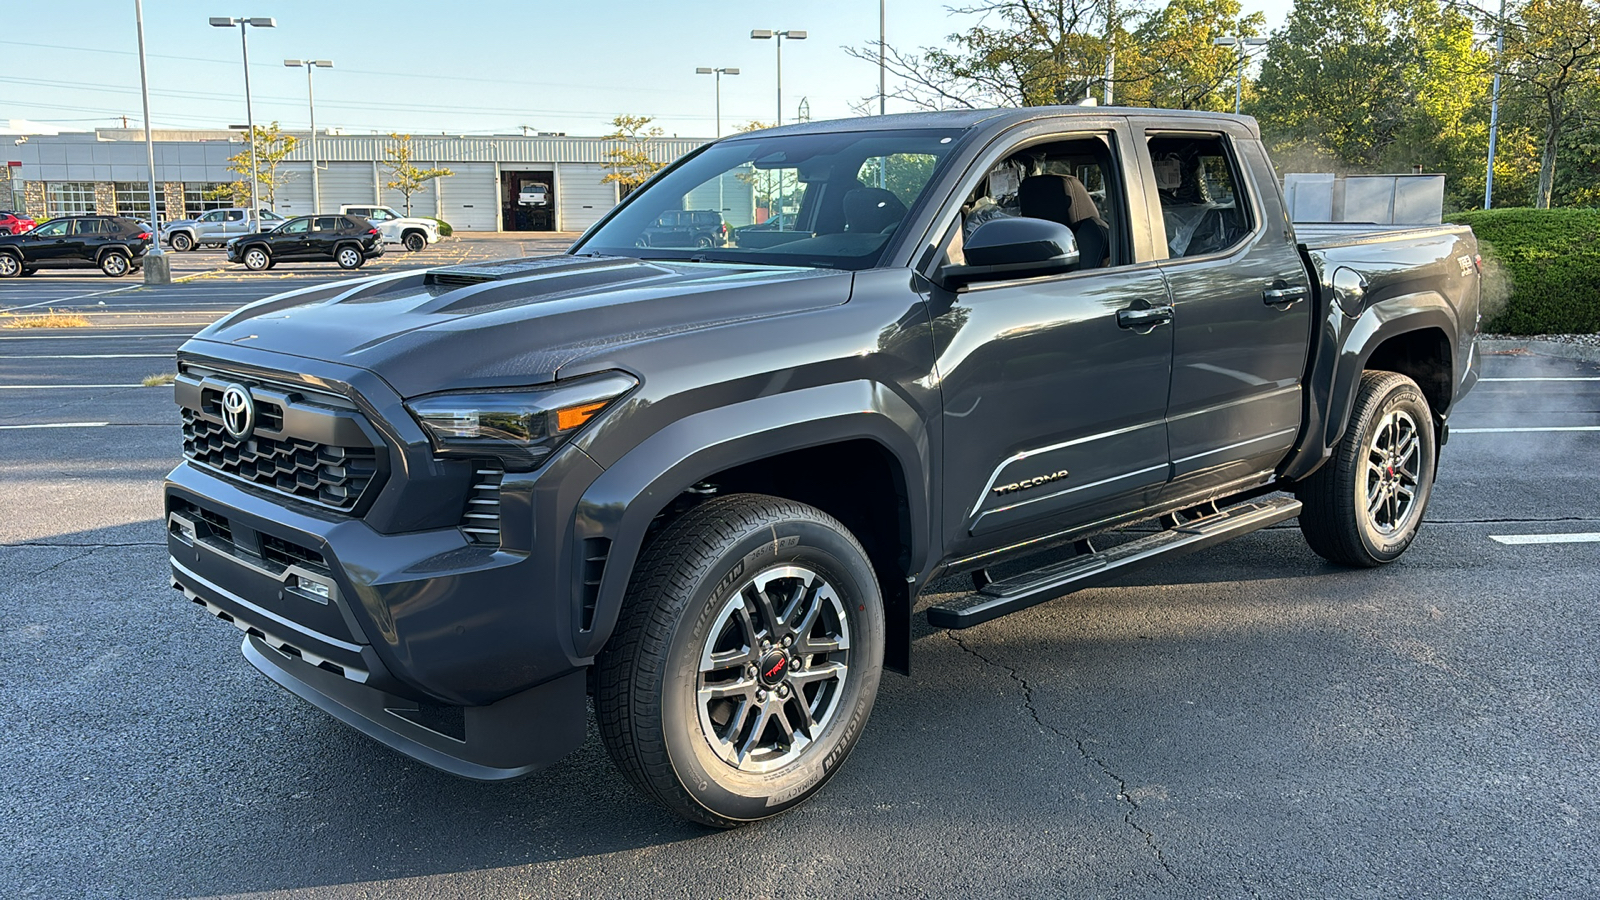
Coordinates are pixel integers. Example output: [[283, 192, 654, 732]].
[[933, 125, 1175, 563], [1132, 124, 1313, 499], [26, 220, 74, 262], [272, 218, 313, 259]]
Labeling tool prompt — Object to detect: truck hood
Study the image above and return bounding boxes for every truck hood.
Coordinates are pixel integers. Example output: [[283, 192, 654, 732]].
[[183, 254, 852, 398]]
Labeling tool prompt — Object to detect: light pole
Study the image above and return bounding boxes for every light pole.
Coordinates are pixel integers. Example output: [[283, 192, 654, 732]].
[[284, 58, 333, 213], [694, 67, 740, 138], [1485, 0, 1507, 208], [210, 16, 275, 226], [750, 29, 806, 126], [879, 0, 887, 115], [134, 0, 169, 284], [1212, 35, 1269, 114]]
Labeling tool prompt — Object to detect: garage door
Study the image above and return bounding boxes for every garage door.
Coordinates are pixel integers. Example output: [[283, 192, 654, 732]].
[[437, 163, 497, 232], [557, 163, 615, 233], [320, 163, 377, 211], [272, 162, 314, 216]]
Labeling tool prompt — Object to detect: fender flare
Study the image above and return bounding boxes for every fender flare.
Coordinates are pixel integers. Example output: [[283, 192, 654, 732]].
[[1284, 291, 1457, 481], [568, 380, 931, 663]]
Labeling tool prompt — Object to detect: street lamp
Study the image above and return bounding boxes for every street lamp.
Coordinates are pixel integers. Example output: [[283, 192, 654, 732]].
[[750, 29, 806, 126], [694, 67, 740, 138], [1212, 35, 1269, 115], [210, 16, 275, 225], [285, 59, 333, 213], [134, 0, 169, 284]]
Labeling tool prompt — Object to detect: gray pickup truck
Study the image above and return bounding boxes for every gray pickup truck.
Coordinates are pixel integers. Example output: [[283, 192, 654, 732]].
[[165, 108, 1480, 827], [163, 207, 286, 251]]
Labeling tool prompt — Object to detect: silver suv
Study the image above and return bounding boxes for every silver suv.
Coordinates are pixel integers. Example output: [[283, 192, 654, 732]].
[[163, 208, 286, 251]]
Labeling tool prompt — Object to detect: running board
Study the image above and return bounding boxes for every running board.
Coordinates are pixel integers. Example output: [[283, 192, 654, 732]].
[[926, 496, 1303, 629]]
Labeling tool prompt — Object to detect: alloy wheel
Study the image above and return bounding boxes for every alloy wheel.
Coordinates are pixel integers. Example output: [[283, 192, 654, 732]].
[[1364, 409, 1422, 536]]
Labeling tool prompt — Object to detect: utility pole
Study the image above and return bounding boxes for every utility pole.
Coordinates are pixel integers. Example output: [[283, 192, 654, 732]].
[[135, 0, 169, 283], [879, 0, 887, 115], [210, 16, 276, 225], [285, 59, 332, 213], [1104, 0, 1115, 106]]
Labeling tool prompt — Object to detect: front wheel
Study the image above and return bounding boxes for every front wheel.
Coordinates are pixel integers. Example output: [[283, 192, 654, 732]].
[[595, 493, 884, 827], [1296, 371, 1436, 567], [402, 231, 427, 252], [99, 252, 130, 277], [335, 246, 364, 269], [170, 232, 194, 252], [242, 247, 271, 271]]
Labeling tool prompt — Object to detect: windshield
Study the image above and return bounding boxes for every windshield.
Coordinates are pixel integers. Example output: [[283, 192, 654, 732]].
[[575, 128, 963, 270]]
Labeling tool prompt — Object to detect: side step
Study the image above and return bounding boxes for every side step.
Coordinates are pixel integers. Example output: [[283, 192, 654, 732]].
[[926, 496, 1303, 629]]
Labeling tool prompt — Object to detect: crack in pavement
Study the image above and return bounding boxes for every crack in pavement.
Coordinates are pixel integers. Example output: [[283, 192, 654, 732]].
[[945, 630, 1177, 882]]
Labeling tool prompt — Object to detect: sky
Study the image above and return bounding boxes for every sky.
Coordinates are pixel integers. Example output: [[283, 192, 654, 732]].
[[3, 0, 1296, 140]]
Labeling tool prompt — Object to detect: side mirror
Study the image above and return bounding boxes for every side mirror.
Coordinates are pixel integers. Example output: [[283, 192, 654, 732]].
[[939, 217, 1081, 287]]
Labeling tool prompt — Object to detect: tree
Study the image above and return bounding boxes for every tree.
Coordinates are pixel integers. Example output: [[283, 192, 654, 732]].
[[1123, 0, 1266, 110], [1498, 0, 1600, 207], [381, 134, 454, 216], [216, 121, 300, 211], [600, 115, 666, 195]]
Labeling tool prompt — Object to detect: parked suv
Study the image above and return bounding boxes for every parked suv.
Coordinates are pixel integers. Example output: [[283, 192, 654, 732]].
[[164, 208, 287, 251], [640, 209, 728, 249], [338, 206, 440, 252], [0, 210, 38, 235], [0, 215, 151, 277], [226, 214, 383, 271]]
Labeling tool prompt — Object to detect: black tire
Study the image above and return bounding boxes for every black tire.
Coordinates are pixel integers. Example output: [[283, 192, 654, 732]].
[[1296, 371, 1436, 567], [335, 245, 364, 269], [241, 246, 271, 271], [595, 493, 885, 828], [99, 251, 131, 277], [0, 253, 20, 278], [170, 232, 194, 252], [20, 267, 37, 277], [696, 235, 715, 249], [402, 231, 427, 252]]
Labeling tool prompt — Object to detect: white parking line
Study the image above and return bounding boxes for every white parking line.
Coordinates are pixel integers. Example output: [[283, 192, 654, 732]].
[[0, 354, 171, 359], [1454, 426, 1600, 433], [0, 422, 109, 430], [1479, 377, 1600, 382], [1491, 533, 1600, 545], [0, 384, 145, 389], [0, 333, 194, 340], [0, 285, 142, 313]]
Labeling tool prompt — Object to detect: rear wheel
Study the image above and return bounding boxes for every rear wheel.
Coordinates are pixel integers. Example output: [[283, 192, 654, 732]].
[[242, 247, 271, 271], [99, 251, 130, 277], [595, 493, 884, 827], [1296, 371, 1436, 567], [170, 232, 194, 252], [402, 231, 427, 252], [335, 245, 364, 269], [0, 253, 20, 278]]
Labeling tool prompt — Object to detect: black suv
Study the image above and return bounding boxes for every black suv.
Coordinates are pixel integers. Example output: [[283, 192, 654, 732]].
[[227, 215, 384, 271], [639, 209, 727, 249], [0, 215, 152, 277]]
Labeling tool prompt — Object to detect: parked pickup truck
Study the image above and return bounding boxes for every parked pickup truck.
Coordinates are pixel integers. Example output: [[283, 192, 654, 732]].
[[165, 109, 1480, 828], [338, 205, 441, 252], [163, 207, 287, 251]]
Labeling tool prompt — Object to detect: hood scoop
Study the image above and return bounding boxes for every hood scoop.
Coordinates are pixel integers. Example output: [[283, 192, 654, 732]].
[[424, 255, 674, 314]]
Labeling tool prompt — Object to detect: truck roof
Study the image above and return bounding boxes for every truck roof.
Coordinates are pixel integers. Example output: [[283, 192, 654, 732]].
[[727, 106, 1262, 141]]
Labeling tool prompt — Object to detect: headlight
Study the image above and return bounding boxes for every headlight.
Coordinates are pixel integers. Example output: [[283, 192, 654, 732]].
[[405, 371, 637, 470]]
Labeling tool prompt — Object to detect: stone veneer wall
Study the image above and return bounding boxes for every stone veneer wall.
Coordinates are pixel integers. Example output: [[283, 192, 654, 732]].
[[95, 182, 116, 215], [163, 182, 186, 221], [23, 181, 46, 220]]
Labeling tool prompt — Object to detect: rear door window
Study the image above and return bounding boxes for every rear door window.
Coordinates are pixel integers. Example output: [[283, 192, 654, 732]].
[[71, 219, 105, 236], [313, 216, 341, 232], [1145, 134, 1255, 258]]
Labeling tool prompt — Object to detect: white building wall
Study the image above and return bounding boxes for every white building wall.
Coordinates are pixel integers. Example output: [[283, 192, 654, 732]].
[[318, 162, 378, 210], [272, 162, 314, 215]]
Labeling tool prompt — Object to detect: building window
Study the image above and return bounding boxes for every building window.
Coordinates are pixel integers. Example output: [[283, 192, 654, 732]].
[[114, 182, 166, 222], [184, 183, 235, 214], [45, 182, 97, 217]]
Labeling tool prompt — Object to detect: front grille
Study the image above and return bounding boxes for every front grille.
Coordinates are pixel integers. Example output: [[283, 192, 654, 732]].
[[183, 409, 379, 510], [170, 496, 328, 576], [461, 464, 504, 545]]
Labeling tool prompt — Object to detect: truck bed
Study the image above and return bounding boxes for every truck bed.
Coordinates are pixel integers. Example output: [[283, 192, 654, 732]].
[[1294, 222, 1470, 252]]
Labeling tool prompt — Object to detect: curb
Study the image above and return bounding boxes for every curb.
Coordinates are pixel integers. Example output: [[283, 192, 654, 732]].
[[1480, 338, 1600, 365]]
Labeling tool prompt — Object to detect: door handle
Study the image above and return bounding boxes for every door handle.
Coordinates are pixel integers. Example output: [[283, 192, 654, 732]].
[[1263, 284, 1308, 308], [1117, 301, 1174, 333]]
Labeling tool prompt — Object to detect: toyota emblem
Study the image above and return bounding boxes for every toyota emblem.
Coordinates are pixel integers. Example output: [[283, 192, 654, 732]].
[[220, 383, 256, 440]]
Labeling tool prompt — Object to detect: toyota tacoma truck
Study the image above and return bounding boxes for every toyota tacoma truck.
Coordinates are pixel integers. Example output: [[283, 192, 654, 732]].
[[165, 108, 1481, 827]]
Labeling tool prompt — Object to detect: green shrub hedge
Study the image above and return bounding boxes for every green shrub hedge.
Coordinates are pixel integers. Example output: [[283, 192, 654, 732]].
[[427, 217, 453, 237], [1447, 208, 1600, 334]]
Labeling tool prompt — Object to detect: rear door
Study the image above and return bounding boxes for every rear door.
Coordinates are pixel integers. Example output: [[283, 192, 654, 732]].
[[68, 218, 108, 265], [311, 216, 344, 258], [931, 119, 1175, 561], [1130, 121, 1313, 499]]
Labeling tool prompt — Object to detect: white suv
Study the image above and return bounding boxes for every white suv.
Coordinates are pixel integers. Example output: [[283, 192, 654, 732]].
[[338, 206, 441, 252]]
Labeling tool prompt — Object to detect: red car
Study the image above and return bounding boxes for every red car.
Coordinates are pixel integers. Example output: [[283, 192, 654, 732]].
[[0, 211, 37, 235]]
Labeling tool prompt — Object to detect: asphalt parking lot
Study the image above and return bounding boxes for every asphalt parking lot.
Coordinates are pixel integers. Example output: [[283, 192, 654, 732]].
[[2, 256, 1598, 897]]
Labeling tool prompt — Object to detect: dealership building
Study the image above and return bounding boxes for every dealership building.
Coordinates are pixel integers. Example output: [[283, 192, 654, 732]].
[[2, 127, 712, 233]]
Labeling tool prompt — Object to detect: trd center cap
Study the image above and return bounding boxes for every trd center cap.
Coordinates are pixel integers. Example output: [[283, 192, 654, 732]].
[[757, 650, 789, 687]]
